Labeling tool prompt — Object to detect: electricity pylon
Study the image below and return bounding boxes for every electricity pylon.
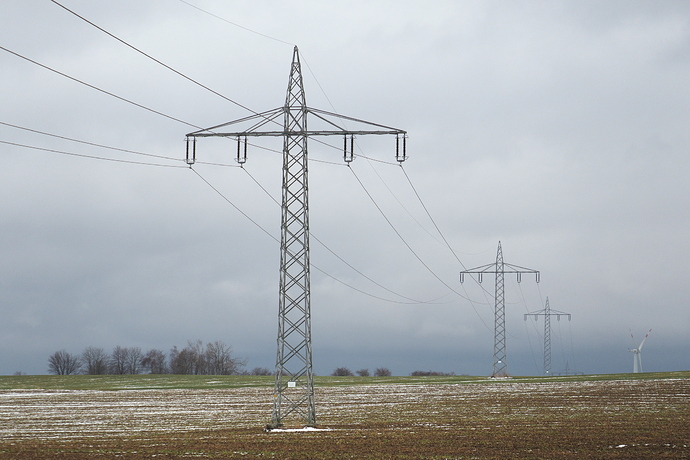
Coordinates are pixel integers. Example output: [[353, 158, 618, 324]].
[[460, 241, 539, 377], [184, 46, 406, 428], [524, 297, 571, 375]]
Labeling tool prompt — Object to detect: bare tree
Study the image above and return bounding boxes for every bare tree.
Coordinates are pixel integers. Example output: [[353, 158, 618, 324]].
[[169, 346, 195, 375], [142, 349, 168, 374], [169, 340, 246, 375], [332, 367, 354, 376], [356, 368, 370, 377], [81, 346, 108, 375], [169, 340, 206, 375], [124, 347, 143, 375], [189, 340, 207, 375], [205, 341, 246, 375], [48, 350, 81, 375], [109, 346, 129, 374], [374, 367, 392, 377]]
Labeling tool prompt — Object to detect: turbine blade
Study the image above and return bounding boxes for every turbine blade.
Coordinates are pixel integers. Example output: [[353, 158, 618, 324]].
[[638, 329, 652, 351]]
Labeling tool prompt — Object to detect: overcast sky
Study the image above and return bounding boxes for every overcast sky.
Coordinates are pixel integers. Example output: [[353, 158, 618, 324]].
[[1, 0, 688, 377]]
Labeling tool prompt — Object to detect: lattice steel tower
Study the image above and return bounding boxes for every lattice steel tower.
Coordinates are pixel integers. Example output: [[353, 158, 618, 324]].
[[524, 297, 571, 375], [184, 47, 406, 427], [460, 241, 540, 377]]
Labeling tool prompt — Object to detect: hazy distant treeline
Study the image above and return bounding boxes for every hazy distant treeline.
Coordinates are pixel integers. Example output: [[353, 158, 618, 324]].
[[47, 340, 271, 376]]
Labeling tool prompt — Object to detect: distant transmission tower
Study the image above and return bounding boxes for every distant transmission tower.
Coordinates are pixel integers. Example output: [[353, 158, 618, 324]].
[[460, 241, 540, 377], [184, 46, 406, 428], [524, 297, 571, 375]]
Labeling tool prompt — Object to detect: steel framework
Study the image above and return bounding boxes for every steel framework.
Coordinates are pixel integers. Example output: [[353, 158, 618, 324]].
[[184, 47, 406, 427], [460, 241, 539, 377], [524, 297, 571, 375]]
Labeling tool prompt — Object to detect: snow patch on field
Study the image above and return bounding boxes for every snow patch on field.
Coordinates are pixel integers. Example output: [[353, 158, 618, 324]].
[[267, 426, 333, 433], [0, 379, 688, 442]]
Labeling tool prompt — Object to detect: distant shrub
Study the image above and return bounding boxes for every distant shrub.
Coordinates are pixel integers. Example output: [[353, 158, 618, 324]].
[[374, 367, 391, 377], [356, 369, 370, 377], [250, 367, 273, 376], [332, 367, 354, 376], [410, 371, 455, 376]]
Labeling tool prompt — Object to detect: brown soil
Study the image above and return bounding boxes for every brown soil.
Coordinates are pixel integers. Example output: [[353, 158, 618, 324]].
[[1, 378, 688, 459]]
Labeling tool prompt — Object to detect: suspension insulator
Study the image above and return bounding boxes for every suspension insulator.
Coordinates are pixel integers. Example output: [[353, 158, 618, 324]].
[[344, 134, 354, 163], [396, 134, 407, 163], [236, 136, 247, 164], [185, 137, 196, 165]]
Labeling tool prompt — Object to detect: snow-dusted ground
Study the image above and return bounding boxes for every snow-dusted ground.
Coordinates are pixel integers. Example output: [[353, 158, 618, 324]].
[[0, 379, 687, 440]]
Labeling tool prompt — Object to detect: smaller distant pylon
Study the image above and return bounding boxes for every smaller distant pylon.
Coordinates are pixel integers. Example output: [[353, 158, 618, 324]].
[[524, 297, 571, 376]]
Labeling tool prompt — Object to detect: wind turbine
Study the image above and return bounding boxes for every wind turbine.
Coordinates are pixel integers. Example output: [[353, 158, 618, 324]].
[[628, 329, 652, 373]]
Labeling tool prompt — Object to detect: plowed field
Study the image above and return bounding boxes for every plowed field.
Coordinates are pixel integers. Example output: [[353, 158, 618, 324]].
[[1, 376, 688, 459]]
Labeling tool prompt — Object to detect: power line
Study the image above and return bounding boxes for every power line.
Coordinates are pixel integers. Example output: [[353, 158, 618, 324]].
[[0, 139, 186, 168], [240, 162, 451, 305], [0, 45, 200, 130], [400, 165, 469, 271], [176, 0, 294, 47], [189, 167, 277, 241], [1, 45, 419, 305], [364, 161, 445, 246], [0, 121, 182, 163], [50, 0, 353, 158], [50, 0, 262, 118], [0, 120, 256, 168], [5, 123, 400, 304], [166, 1, 367, 161], [192, 165, 431, 305], [7, 3, 462, 309], [348, 164, 469, 300], [395, 163, 498, 332]]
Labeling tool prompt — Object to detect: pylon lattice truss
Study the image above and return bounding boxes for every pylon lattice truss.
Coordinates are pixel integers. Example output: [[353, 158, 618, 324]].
[[184, 47, 406, 428], [460, 241, 540, 377]]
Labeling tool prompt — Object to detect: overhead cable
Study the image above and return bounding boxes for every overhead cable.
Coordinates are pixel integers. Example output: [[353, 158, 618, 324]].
[[0, 121, 181, 162], [348, 164, 472, 301], [0, 139, 186, 168], [50, 0, 262, 118], [192, 166, 436, 305], [0, 45, 200, 129], [241, 166, 448, 305], [176, 0, 294, 46]]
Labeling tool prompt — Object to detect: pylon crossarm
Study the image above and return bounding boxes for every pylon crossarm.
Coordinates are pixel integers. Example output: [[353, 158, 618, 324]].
[[186, 107, 283, 137], [459, 263, 501, 283], [189, 129, 405, 138], [186, 107, 405, 138], [552, 310, 572, 320], [460, 262, 501, 274], [525, 311, 570, 319], [502, 263, 539, 274], [308, 107, 406, 134], [461, 263, 539, 275]]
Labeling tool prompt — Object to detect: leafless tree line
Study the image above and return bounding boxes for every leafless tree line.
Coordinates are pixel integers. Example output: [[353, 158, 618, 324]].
[[331, 367, 392, 377], [48, 340, 251, 375]]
